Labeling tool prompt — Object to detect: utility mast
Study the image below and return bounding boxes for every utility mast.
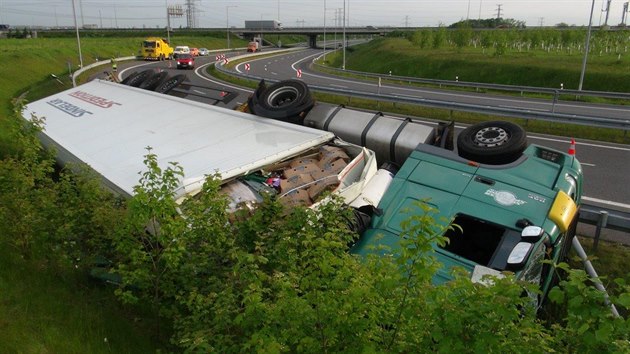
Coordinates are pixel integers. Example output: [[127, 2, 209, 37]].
[[495, 4, 503, 19], [603, 0, 612, 26], [185, 0, 199, 28], [622, 2, 629, 25]]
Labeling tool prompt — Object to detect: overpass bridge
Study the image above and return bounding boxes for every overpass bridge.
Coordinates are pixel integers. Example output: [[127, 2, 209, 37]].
[[235, 27, 395, 48]]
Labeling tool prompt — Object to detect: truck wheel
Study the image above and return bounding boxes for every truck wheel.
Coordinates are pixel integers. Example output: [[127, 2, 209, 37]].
[[457, 121, 527, 165], [155, 74, 186, 94], [120, 71, 140, 85], [139, 71, 169, 90], [124, 69, 154, 87], [252, 80, 314, 123]]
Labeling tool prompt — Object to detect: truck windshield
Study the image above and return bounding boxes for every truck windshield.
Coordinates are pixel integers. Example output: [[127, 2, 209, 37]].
[[143, 41, 157, 48]]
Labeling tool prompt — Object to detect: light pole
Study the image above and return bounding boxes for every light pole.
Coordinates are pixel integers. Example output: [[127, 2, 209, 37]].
[[323, 0, 326, 59], [71, 0, 83, 71], [342, 0, 346, 70], [226, 5, 237, 49], [578, 0, 596, 91]]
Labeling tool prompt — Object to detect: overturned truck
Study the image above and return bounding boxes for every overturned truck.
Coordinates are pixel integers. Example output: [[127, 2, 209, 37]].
[[24, 75, 583, 306]]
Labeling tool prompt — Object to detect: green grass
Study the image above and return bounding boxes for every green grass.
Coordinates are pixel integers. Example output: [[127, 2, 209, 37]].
[[0, 246, 168, 353]]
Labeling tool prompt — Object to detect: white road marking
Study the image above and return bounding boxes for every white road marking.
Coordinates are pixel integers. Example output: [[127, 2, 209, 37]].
[[330, 84, 348, 88]]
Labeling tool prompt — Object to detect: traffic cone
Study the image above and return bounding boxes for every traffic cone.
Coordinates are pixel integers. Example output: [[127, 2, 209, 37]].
[[568, 138, 576, 156]]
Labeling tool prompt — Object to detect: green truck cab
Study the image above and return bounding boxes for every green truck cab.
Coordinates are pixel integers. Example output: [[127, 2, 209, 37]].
[[351, 122, 583, 305]]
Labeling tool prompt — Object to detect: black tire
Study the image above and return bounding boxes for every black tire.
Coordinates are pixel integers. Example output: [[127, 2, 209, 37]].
[[154, 74, 186, 94], [120, 71, 140, 85], [259, 79, 311, 108], [251, 80, 314, 123], [139, 71, 169, 91], [124, 69, 155, 87], [457, 121, 528, 165]]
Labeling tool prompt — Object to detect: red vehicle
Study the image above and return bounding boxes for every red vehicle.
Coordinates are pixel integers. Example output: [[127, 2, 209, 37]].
[[176, 54, 195, 70]]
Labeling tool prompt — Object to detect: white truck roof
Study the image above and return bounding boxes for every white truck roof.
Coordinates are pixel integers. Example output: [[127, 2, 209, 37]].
[[24, 79, 334, 200]]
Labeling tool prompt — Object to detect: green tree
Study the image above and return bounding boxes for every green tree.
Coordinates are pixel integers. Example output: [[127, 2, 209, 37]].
[[432, 28, 447, 49], [452, 24, 473, 50], [113, 148, 187, 334]]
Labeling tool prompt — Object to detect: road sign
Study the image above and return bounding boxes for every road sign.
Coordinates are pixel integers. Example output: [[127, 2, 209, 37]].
[[223, 58, 229, 65], [245, 63, 251, 71], [296, 69, 302, 78]]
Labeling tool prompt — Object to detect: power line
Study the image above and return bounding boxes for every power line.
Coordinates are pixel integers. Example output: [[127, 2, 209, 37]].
[[495, 4, 502, 19]]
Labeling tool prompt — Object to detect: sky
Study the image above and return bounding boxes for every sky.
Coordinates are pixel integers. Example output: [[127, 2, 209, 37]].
[[1, 1, 628, 29]]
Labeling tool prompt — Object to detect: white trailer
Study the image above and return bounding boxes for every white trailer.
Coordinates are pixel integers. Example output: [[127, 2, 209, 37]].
[[23, 80, 381, 209]]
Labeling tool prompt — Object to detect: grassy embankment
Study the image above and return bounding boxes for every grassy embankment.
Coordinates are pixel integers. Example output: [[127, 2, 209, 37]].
[[0, 33, 247, 353]]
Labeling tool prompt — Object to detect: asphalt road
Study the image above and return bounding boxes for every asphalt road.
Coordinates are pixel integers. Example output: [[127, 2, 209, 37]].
[[115, 49, 630, 215]]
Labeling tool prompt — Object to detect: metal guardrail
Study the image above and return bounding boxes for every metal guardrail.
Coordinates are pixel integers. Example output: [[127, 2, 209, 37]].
[[215, 61, 630, 239], [215, 62, 630, 131], [313, 63, 630, 100]]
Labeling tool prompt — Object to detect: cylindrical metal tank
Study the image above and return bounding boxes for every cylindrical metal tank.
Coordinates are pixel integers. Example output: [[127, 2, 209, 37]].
[[303, 103, 437, 166]]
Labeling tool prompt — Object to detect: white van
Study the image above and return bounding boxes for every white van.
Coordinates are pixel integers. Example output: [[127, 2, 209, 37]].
[[173, 46, 190, 58]]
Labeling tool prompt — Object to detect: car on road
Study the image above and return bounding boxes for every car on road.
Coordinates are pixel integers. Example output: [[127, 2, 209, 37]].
[[198, 48, 209, 56], [176, 53, 195, 69], [190, 47, 199, 57], [173, 45, 190, 59]]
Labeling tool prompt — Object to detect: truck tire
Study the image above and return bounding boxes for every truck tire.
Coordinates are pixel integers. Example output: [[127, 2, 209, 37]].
[[457, 121, 527, 165], [120, 71, 140, 85], [124, 69, 154, 87], [154, 74, 186, 94], [251, 80, 314, 123], [139, 71, 169, 91]]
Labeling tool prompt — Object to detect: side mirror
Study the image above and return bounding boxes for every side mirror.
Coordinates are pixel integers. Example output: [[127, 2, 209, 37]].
[[507, 242, 534, 271], [521, 225, 543, 242]]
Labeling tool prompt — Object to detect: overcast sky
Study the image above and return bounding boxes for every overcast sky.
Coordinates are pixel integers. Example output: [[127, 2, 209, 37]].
[[1, 1, 627, 29]]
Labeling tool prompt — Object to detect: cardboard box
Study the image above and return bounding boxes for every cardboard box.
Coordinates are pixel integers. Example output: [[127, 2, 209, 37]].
[[289, 157, 319, 168], [318, 146, 349, 168], [279, 189, 312, 208], [280, 173, 314, 193], [283, 162, 320, 178], [310, 159, 348, 181], [307, 178, 340, 200]]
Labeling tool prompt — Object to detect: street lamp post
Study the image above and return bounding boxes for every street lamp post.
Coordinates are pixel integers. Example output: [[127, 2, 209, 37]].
[[342, 0, 346, 70], [71, 0, 83, 72], [578, 0, 596, 91], [226, 5, 238, 49], [323, 0, 326, 59]]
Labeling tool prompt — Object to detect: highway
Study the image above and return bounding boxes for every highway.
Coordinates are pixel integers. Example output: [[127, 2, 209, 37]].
[[115, 49, 630, 216]]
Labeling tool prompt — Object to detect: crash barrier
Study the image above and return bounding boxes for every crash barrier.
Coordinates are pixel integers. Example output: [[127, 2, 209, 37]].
[[215, 61, 630, 132], [72, 56, 136, 87], [579, 205, 630, 249], [313, 62, 630, 101]]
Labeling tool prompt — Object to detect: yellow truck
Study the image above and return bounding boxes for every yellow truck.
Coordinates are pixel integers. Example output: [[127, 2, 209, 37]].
[[140, 37, 174, 61]]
